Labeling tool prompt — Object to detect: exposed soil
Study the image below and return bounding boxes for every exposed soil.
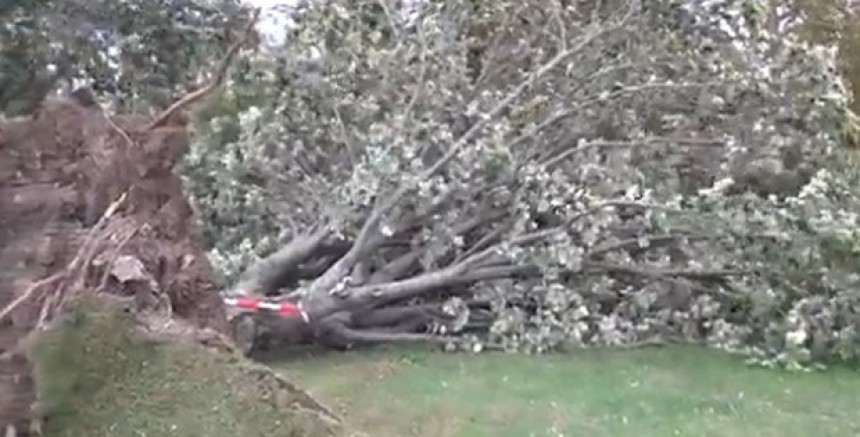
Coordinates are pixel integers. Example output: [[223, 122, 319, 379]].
[[0, 97, 231, 433]]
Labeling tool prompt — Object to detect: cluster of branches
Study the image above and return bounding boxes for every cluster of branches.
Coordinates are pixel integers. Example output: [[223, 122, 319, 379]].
[[232, 191, 761, 349], [223, 0, 756, 349], [192, 0, 858, 364]]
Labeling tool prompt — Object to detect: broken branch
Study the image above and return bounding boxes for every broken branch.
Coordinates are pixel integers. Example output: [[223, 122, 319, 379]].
[[232, 226, 331, 295], [147, 8, 261, 130], [583, 261, 752, 280], [304, 12, 629, 299]]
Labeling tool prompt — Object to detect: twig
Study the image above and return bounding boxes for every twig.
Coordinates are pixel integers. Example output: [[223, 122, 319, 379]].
[[583, 261, 752, 279], [0, 276, 63, 324], [70, 192, 126, 272], [586, 233, 714, 259], [68, 193, 128, 291], [147, 8, 261, 130], [403, 22, 613, 197], [387, 10, 631, 215], [505, 82, 722, 151], [455, 225, 510, 264], [332, 105, 357, 169], [400, 21, 426, 141], [471, 4, 529, 87], [3, 221, 111, 326], [104, 114, 136, 149], [541, 136, 726, 169], [551, 0, 567, 52], [455, 199, 686, 270]]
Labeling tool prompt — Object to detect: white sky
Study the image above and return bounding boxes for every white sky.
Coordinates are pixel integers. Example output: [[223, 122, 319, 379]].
[[244, 0, 295, 45]]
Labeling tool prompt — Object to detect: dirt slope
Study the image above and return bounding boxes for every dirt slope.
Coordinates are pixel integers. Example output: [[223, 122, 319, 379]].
[[0, 97, 339, 435]]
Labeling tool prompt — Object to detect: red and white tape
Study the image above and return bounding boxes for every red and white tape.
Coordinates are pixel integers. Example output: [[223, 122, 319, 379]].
[[223, 296, 309, 322]]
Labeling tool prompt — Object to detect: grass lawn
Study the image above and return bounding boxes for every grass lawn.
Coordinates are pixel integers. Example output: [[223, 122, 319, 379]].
[[265, 346, 860, 437], [30, 298, 337, 437]]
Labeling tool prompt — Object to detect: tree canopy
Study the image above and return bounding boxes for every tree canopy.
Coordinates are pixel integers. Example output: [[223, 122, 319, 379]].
[[0, 0, 249, 115]]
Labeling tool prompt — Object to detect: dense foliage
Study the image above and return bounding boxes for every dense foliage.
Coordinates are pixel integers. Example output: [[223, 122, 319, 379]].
[[0, 0, 248, 115], [182, 0, 860, 369], [4, 0, 851, 369]]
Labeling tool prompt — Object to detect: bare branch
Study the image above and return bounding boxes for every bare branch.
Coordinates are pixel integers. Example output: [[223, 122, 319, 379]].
[[400, 23, 427, 141], [332, 105, 357, 168], [147, 8, 261, 130], [352, 304, 450, 330], [368, 249, 422, 284], [305, 3, 634, 301], [551, 0, 568, 52], [455, 225, 510, 264], [472, 4, 530, 87], [329, 324, 449, 345], [232, 226, 331, 295], [0, 276, 62, 324], [505, 82, 722, 151], [541, 137, 726, 169], [375, 11, 632, 221], [583, 261, 752, 280], [344, 263, 536, 315], [348, 259, 371, 286], [453, 199, 687, 271], [456, 264, 540, 283], [586, 233, 716, 259]]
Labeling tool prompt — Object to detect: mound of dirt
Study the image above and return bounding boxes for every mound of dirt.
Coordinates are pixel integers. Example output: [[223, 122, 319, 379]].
[[0, 96, 340, 435], [32, 296, 339, 437], [0, 97, 228, 331]]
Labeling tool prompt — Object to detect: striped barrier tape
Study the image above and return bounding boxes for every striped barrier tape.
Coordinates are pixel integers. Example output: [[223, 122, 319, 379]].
[[223, 296, 309, 322]]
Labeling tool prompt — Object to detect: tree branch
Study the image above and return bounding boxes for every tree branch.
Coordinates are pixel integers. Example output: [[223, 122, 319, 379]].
[[352, 304, 450, 330], [368, 248, 422, 284], [147, 8, 261, 129], [232, 226, 330, 295], [506, 82, 721, 152], [586, 233, 715, 259], [583, 261, 752, 280], [304, 4, 633, 304], [541, 137, 726, 169], [330, 324, 450, 345]]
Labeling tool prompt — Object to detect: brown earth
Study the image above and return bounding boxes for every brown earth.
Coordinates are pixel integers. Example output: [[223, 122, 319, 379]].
[[0, 96, 234, 434]]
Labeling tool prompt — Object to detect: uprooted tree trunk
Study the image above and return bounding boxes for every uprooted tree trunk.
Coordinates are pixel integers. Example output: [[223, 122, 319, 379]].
[[0, 9, 341, 434], [231, 220, 544, 350], [226, 3, 755, 353], [227, 14, 616, 350]]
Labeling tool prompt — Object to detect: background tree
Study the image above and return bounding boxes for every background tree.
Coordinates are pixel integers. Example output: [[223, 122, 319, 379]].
[[0, 0, 249, 115]]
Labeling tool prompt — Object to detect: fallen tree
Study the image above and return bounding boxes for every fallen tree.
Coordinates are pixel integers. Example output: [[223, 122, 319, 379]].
[[192, 0, 860, 367], [0, 9, 341, 434]]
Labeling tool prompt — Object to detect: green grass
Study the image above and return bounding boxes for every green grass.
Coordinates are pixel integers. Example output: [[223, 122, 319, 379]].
[[265, 346, 860, 437], [29, 297, 338, 437], [26, 296, 860, 437]]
